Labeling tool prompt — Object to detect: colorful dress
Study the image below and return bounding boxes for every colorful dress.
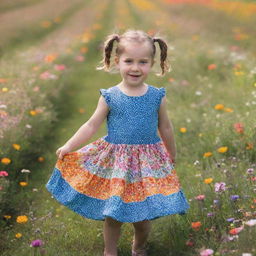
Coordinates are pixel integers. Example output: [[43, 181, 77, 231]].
[[45, 85, 190, 223]]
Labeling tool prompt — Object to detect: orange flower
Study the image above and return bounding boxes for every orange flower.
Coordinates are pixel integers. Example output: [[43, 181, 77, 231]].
[[16, 215, 28, 223], [217, 146, 228, 153], [246, 142, 253, 150], [19, 182, 28, 187], [214, 104, 224, 110], [208, 64, 216, 70], [29, 110, 37, 116], [224, 107, 233, 112], [13, 144, 21, 150], [229, 225, 244, 235], [15, 233, 22, 238], [44, 54, 57, 63], [0, 78, 7, 83], [180, 127, 187, 133], [191, 221, 201, 231], [204, 178, 213, 184], [38, 157, 45, 162], [203, 152, 212, 157], [1, 158, 11, 165]]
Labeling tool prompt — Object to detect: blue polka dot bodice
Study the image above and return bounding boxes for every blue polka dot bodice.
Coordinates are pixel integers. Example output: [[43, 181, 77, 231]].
[[99, 85, 166, 144]]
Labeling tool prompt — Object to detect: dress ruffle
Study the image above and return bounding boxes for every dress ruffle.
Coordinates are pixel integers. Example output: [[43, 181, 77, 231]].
[[46, 137, 190, 222]]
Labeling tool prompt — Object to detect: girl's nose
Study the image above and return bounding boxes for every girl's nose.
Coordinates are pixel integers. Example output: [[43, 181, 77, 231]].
[[131, 63, 139, 71]]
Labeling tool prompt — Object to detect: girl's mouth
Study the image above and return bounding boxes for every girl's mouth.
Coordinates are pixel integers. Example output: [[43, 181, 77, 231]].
[[129, 74, 141, 78]]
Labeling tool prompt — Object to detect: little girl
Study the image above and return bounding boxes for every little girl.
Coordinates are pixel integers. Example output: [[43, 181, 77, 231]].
[[46, 29, 190, 256]]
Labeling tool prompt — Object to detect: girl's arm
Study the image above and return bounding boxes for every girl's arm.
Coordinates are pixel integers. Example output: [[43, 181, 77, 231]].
[[64, 95, 109, 151], [158, 96, 177, 163]]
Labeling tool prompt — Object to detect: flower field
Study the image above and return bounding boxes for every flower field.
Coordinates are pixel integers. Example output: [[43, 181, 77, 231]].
[[0, 0, 255, 255]]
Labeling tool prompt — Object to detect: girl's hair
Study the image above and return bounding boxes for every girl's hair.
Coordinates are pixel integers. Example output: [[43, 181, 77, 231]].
[[96, 30, 171, 76]]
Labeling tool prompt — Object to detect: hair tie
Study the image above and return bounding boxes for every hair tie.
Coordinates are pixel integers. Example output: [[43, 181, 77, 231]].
[[114, 34, 120, 42]]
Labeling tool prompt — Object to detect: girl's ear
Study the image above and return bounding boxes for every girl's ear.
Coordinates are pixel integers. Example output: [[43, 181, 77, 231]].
[[114, 56, 119, 65]]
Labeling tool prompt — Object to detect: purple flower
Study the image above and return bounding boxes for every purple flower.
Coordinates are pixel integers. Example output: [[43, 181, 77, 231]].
[[230, 195, 239, 201], [226, 217, 235, 222], [207, 212, 215, 217], [247, 168, 254, 174], [214, 182, 226, 192], [213, 199, 219, 204], [31, 239, 43, 247]]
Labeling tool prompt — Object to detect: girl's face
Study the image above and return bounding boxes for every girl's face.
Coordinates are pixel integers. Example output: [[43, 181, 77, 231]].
[[115, 42, 154, 87]]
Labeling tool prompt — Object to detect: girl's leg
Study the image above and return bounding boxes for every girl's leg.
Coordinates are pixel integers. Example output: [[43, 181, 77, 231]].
[[132, 220, 152, 251], [103, 217, 123, 256]]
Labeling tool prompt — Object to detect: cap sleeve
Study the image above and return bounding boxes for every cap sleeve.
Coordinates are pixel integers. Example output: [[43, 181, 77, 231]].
[[158, 87, 166, 107], [99, 88, 111, 107]]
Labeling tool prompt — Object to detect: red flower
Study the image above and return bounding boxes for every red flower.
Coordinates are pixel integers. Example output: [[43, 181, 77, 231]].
[[233, 123, 244, 133]]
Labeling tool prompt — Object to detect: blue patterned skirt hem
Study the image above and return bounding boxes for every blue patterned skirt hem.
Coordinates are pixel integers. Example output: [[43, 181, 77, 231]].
[[46, 168, 190, 223]]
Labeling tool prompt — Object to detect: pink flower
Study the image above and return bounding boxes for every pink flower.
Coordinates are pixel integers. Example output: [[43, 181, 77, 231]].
[[54, 64, 66, 71], [200, 249, 214, 256], [39, 71, 57, 80], [75, 55, 85, 62], [195, 194, 205, 201], [214, 182, 226, 192], [0, 171, 8, 177]]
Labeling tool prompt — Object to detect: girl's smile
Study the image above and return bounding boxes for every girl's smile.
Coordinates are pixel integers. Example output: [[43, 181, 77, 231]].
[[115, 42, 154, 88]]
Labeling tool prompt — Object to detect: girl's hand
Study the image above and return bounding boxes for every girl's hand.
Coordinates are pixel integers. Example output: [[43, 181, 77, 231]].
[[56, 145, 72, 160]]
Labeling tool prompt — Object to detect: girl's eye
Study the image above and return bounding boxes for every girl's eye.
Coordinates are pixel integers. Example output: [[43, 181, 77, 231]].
[[125, 60, 132, 63], [140, 61, 148, 64]]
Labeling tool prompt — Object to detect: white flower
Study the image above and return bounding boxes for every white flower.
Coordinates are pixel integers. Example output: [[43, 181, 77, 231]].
[[245, 219, 256, 226], [21, 169, 30, 173], [242, 253, 252, 256], [26, 124, 32, 129], [195, 90, 202, 96]]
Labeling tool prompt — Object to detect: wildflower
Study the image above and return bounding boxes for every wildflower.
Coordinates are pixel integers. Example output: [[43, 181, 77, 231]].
[[247, 168, 254, 174], [80, 47, 88, 53], [229, 225, 244, 235], [224, 107, 233, 112], [15, 233, 22, 238], [0, 171, 8, 177], [54, 64, 66, 71], [21, 169, 30, 173], [214, 104, 224, 110], [191, 221, 201, 231], [217, 146, 228, 153], [234, 123, 244, 133], [12, 144, 21, 150], [26, 124, 32, 129], [200, 249, 214, 256], [44, 54, 57, 63], [30, 239, 43, 247], [208, 64, 217, 70], [214, 182, 226, 192], [2, 87, 9, 92], [180, 127, 187, 133], [3, 215, 11, 219], [204, 178, 213, 184], [75, 55, 85, 62], [16, 215, 28, 223], [30, 110, 37, 116], [207, 212, 215, 217], [186, 239, 194, 246], [38, 157, 44, 162], [19, 182, 28, 187], [242, 254, 252, 256], [195, 194, 205, 201], [1, 158, 11, 165], [226, 218, 235, 222], [230, 195, 239, 201], [245, 219, 256, 226], [193, 160, 200, 165], [41, 20, 52, 28], [203, 152, 212, 157]]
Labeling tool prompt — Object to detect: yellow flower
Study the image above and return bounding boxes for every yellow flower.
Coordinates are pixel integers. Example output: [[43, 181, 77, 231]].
[[19, 182, 28, 187], [180, 127, 187, 133], [16, 215, 28, 223], [224, 108, 233, 112], [54, 16, 61, 23], [2, 87, 8, 92], [1, 157, 11, 165], [198, 133, 203, 137], [3, 215, 11, 219], [246, 142, 253, 150], [13, 144, 21, 150], [203, 152, 213, 157], [217, 146, 228, 153], [214, 104, 224, 110], [15, 233, 22, 238], [234, 71, 244, 76], [204, 178, 213, 184], [30, 110, 37, 116]]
